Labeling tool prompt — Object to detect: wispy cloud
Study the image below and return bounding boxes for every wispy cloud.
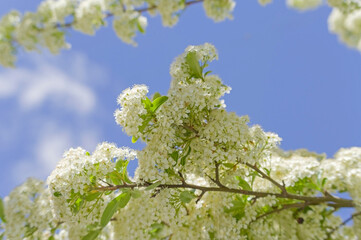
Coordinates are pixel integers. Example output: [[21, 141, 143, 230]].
[[12, 123, 99, 184], [0, 53, 103, 114], [0, 53, 106, 191]]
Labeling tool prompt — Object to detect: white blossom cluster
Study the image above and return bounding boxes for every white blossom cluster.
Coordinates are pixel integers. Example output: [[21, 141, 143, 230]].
[[47, 143, 136, 231], [286, 0, 323, 10], [328, 7, 361, 51], [114, 84, 149, 138], [3, 178, 55, 239], [0, 0, 236, 67], [203, 0, 236, 22], [1, 44, 361, 239], [258, 0, 323, 10]]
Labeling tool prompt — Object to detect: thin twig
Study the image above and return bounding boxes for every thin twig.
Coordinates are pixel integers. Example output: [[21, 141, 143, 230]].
[[196, 190, 206, 204], [59, 0, 204, 29], [327, 211, 361, 236], [244, 162, 287, 195]]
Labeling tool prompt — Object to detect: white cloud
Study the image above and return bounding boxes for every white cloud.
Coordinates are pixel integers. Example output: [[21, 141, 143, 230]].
[[12, 123, 99, 184], [0, 53, 107, 188], [0, 53, 101, 114]]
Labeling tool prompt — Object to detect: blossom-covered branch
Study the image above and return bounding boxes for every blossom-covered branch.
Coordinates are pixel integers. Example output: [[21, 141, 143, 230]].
[[0, 0, 235, 67], [1, 44, 360, 239]]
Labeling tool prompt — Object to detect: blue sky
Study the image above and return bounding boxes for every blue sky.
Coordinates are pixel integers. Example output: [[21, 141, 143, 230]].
[[0, 0, 360, 220]]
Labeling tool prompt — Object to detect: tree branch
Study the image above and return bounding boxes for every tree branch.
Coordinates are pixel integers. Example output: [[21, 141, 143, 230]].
[[244, 162, 287, 195], [93, 182, 354, 208], [59, 0, 205, 29]]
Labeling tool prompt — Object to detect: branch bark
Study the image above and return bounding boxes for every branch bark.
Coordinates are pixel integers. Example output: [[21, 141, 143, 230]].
[[94, 182, 354, 209]]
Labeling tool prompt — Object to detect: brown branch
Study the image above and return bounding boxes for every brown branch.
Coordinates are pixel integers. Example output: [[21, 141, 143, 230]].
[[244, 162, 287, 195], [252, 202, 307, 222], [93, 182, 354, 208], [196, 190, 206, 204]]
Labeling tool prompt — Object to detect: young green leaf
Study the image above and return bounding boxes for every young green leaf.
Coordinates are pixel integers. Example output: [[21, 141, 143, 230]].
[[131, 189, 142, 199], [179, 191, 195, 203], [170, 151, 179, 165], [235, 176, 252, 191], [145, 181, 161, 191], [152, 92, 161, 101], [141, 97, 152, 111], [101, 192, 131, 227], [81, 229, 102, 240], [100, 198, 118, 227], [204, 70, 212, 77], [223, 163, 235, 169], [53, 191, 62, 197], [150, 96, 168, 112], [186, 51, 203, 79], [117, 191, 131, 209], [108, 171, 123, 185], [321, 178, 327, 188], [132, 135, 139, 143], [149, 223, 164, 238], [0, 197, 6, 223], [84, 191, 102, 202], [224, 195, 247, 220], [180, 146, 192, 166], [137, 18, 145, 34]]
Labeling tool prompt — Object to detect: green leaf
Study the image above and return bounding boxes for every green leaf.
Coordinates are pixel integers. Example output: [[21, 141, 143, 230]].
[[136, 18, 145, 34], [138, 115, 153, 133], [84, 191, 102, 202], [89, 175, 97, 185], [204, 70, 212, 77], [24, 225, 38, 237], [208, 231, 216, 240], [263, 168, 271, 176], [180, 146, 192, 166], [71, 197, 84, 214], [179, 191, 195, 203], [0, 197, 6, 223], [109, 171, 123, 185], [224, 195, 247, 220], [145, 181, 161, 191], [81, 229, 102, 240], [86, 151, 91, 156], [149, 223, 164, 238], [100, 192, 131, 227], [321, 178, 327, 188], [165, 168, 177, 177], [170, 151, 179, 165], [235, 176, 252, 191], [117, 192, 131, 209], [141, 97, 152, 111], [152, 92, 161, 101], [223, 163, 235, 168], [150, 96, 168, 112], [186, 51, 203, 79], [131, 189, 142, 199], [53, 192, 62, 197], [131, 136, 139, 143], [114, 160, 133, 184]]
